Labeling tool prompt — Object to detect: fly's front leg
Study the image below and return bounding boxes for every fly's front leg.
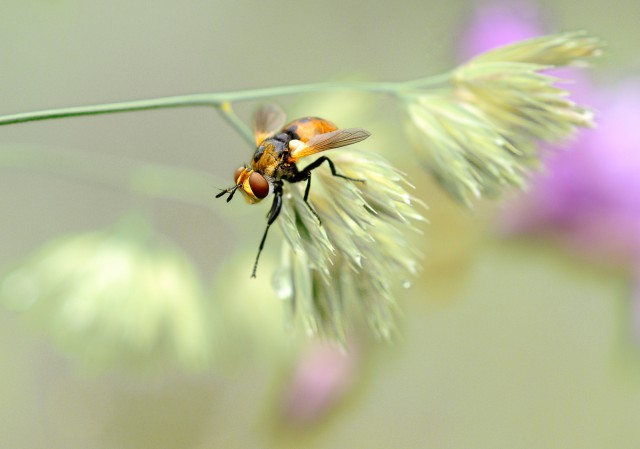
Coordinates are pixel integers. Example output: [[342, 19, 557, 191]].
[[251, 183, 283, 278]]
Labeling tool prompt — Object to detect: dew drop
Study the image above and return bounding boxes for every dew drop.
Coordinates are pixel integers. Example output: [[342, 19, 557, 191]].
[[273, 270, 294, 301]]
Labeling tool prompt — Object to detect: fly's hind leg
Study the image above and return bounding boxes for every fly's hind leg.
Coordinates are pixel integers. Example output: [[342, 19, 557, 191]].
[[300, 156, 365, 184], [293, 156, 365, 224], [302, 175, 322, 224]]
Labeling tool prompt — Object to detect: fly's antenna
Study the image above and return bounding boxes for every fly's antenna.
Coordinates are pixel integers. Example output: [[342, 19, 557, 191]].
[[215, 184, 240, 202]]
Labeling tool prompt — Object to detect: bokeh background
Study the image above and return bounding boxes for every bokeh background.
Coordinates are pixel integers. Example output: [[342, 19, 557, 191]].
[[2, 0, 640, 448]]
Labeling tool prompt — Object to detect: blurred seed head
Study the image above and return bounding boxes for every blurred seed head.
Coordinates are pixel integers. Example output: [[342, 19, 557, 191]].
[[273, 149, 426, 341], [468, 31, 603, 66], [404, 31, 603, 205], [0, 220, 214, 372]]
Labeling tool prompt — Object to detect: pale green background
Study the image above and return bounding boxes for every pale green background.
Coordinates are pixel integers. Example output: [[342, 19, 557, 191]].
[[1, 0, 640, 448]]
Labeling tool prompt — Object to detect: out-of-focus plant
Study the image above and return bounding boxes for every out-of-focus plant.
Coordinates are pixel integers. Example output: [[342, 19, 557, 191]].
[[501, 83, 640, 266], [460, 2, 640, 342], [0, 216, 214, 371], [406, 31, 599, 204], [278, 339, 359, 428], [503, 80, 640, 343], [0, 30, 602, 367]]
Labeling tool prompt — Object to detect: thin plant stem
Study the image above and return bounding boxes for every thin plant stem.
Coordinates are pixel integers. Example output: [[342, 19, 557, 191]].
[[0, 74, 452, 206], [217, 102, 253, 145], [398, 71, 453, 89], [0, 95, 218, 127], [0, 79, 408, 127]]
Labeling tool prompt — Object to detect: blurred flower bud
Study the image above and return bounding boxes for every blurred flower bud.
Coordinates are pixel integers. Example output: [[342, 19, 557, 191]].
[[0, 218, 214, 372], [280, 340, 359, 427]]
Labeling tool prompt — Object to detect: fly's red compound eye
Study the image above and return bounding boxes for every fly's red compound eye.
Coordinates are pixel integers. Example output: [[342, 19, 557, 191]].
[[249, 172, 269, 199], [234, 167, 245, 184]]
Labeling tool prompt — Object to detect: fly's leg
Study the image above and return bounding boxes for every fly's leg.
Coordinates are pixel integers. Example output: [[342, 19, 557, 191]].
[[298, 156, 365, 183], [302, 175, 322, 224], [293, 156, 365, 223], [251, 182, 283, 278]]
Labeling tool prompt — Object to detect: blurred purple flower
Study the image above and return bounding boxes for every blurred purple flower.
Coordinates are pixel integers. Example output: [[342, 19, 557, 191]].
[[461, 2, 640, 339], [502, 83, 640, 266], [459, 1, 544, 60], [280, 340, 359, 427], [461, 2, 640, 265]]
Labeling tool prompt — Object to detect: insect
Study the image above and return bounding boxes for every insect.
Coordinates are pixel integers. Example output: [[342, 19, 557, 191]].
[[216, 104, 371, 278]]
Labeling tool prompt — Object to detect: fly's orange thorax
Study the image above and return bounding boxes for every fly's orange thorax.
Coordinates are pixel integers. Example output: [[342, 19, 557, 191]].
[[250, 139, 287, 177]]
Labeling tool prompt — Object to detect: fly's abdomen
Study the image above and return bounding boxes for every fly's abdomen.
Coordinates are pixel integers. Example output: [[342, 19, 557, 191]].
[[283, 117, 338, 142]]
